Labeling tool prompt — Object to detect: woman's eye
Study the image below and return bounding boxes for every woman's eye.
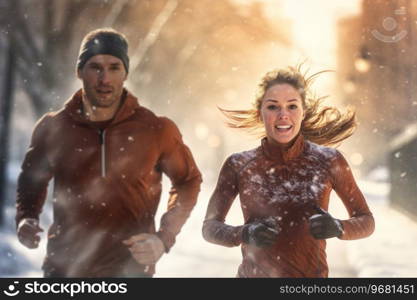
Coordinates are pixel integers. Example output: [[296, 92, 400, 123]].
[[289, 104, 298, 110], [267, 105, 278, 110]]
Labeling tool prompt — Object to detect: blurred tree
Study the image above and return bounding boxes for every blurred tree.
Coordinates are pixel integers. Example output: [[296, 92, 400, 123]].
[[0, 0, 17, 225], [0, 24, 16, 225], [0, 0, 130, 225]]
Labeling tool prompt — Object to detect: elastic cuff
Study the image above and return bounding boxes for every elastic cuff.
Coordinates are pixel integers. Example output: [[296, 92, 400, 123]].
[[155, 230, 174, 253], [336, 219, 345, 238], [236, 225, 246, 245], [16, 217, 39, 230]]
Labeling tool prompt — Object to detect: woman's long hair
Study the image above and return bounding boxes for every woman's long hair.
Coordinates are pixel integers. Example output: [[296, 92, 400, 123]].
[[219, 64, 356, 147]]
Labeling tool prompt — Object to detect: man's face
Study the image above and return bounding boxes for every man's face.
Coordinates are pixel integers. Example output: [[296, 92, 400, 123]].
[[77, 54, 127, 108]]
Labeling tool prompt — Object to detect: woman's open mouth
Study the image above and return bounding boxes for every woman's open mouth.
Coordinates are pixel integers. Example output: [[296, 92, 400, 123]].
[[275, 125, 293, 133]]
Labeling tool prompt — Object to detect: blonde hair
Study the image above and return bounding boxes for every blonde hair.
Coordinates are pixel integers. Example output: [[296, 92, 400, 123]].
[[219, 65, 356, 147]]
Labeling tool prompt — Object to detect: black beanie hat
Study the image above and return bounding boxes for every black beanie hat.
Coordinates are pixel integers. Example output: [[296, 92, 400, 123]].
[[77, 28, 129, 73]]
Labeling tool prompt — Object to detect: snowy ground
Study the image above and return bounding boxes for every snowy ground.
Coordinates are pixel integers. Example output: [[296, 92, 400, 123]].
[[1, 165, 417, 278], [347, 179, 417, 277]]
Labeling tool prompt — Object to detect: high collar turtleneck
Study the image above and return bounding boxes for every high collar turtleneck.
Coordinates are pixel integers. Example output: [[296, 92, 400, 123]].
[[64, 88, 139, 126], [261, 134, 305, 164]]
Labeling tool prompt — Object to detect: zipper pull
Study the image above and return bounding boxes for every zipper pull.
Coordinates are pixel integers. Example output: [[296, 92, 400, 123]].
[[98, 129, 106, 178]]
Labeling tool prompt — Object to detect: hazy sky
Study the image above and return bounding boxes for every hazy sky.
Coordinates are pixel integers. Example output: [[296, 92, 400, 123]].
[[280, 0, 362, 66], [232, 0, 362, 97]]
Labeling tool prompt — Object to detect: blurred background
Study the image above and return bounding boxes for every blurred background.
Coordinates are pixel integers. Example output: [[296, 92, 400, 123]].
[[1, 0, 416, 277]]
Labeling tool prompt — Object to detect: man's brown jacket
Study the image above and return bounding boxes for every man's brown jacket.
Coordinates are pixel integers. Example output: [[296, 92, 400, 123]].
[[16, 89, 202, 277]]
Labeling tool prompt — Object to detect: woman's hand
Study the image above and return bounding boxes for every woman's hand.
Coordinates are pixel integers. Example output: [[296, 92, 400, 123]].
[[309, 207, 344, 239], [242, 220, 279, 247]]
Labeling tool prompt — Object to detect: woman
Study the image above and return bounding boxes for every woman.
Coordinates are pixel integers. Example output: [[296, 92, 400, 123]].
[[202, 66, 375, 277]]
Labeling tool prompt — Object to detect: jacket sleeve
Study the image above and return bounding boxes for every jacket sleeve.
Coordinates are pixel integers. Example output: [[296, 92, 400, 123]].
[[202, 155, 244, 247], [156, 117, 202, 252], [15, 114, 54, 228], [330, 150, 375, 240]]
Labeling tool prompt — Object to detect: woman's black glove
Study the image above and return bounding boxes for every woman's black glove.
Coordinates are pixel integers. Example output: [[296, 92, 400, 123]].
[[309, 207, 344, 239], [242, 220, 279, 247]]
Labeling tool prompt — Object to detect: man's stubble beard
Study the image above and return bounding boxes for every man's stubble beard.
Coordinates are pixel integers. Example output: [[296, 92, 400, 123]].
[[85, 86, 123, 109]]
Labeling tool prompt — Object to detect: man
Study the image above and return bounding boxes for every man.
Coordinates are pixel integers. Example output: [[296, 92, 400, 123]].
[[15, 28, 202, 277]]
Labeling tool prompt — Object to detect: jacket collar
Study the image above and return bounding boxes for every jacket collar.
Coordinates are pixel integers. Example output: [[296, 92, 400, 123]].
[[63, 88, 140, 126], [261, 134, 305, 163]]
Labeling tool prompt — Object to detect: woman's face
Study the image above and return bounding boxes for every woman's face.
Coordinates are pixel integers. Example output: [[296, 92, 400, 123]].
[[260, 83, 305, 147]]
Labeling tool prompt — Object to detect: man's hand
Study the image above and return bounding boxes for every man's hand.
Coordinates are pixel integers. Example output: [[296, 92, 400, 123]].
[[17, 218, 44, 249], [123, 233, 165, 265], [309, 207, 344, 239], [241, 220, 279, 247]]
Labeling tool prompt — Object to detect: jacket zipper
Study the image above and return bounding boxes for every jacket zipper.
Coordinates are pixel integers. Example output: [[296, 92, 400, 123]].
[[98, 129, 106, 178]]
